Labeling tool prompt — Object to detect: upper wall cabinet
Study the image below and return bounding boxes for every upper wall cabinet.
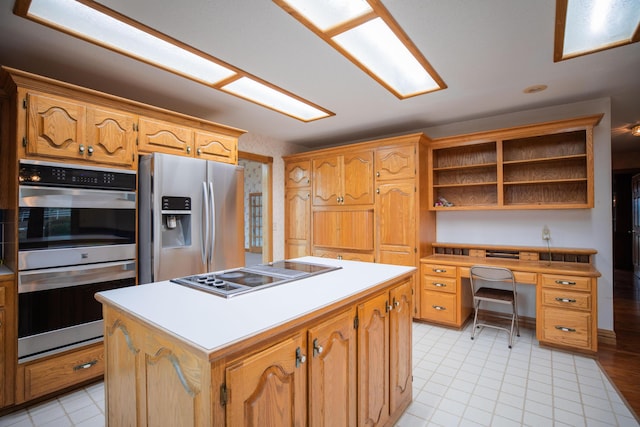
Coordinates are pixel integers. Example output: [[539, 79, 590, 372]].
[[2, 66, 245, 170], [427, 115, 603, 210], [312, 150, 374, 206], [23, 92, 137, 167]]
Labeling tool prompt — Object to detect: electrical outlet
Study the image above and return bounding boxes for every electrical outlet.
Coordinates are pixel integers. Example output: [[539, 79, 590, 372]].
[[542, 225, 551, 241]]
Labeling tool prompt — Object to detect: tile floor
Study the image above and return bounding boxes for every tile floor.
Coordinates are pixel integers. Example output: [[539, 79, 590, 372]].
[[0, 322, 638, 427]]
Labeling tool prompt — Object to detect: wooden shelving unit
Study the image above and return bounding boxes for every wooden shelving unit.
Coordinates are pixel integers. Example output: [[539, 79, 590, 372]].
[[428, 115, 602, 210]]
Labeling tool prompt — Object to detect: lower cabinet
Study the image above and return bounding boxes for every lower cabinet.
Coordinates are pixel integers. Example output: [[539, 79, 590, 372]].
[[16, 343, 104, 403], [358, 279, 412, 427], [101, 275, 413, 426], [419, 262, 472, 328], [225, 333, 308, 426]]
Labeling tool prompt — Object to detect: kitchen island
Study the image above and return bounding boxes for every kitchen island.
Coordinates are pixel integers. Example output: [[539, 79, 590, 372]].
[[96, 257, 415, 426]]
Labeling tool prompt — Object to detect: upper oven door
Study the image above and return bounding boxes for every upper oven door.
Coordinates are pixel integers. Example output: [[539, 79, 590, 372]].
[[18, 186, 136, 268]]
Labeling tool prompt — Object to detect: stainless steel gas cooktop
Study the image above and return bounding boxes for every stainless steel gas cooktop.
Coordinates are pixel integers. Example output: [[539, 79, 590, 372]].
[[170, 260, 341, 298]]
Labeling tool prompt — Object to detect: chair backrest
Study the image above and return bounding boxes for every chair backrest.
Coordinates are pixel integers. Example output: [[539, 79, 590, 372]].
[[469, 265, 516, 294]]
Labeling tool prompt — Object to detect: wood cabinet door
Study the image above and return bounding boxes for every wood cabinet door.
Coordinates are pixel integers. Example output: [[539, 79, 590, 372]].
[[375, 145, 415, 181], [25, 92, 86, 161], [308, 310, 357, 427], [389, 280, 412, 414], [138, 117, 194, 156], [376, 181, 416, 267], [285, 189, 311, 258], [86, 105, 136, 167], [194, 130, 237, 164], [342, 150, 374, 205], [285, 160, 311, 188], [313, 155, 341, 206], [358, 292, 390, 427], [226, 334, 307, 427], [313, 210, 374, 251]]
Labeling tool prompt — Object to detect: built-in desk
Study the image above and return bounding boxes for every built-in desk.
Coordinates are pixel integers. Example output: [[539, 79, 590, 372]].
[[420, 243, 600, 353]]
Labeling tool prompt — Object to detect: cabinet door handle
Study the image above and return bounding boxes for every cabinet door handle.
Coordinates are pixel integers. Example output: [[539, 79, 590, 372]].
[[376, 188, 380, 194], [432, 282, 447, 287], [432, 305, 446, 311], [555, 280, 576, 285], [87, 145, 94, 156], [295, 347, 306, 367], [313, 338, 324, 357], [386, 300, 393, 312], [78, 144, 85, 153], [73, 359, 98, 371], [186, 146, 191, 154], [336, 196, 341, 203], [554, 326, 576, 333], [555, 297, 577, 303], [197, 148, 202, 155], [376, 171, 380, 177], [433, 268, 446, 273]]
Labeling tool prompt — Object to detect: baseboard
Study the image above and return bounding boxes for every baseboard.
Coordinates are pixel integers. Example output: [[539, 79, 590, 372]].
[[598, 328, 617, 346], [477, 309, 536, 331]]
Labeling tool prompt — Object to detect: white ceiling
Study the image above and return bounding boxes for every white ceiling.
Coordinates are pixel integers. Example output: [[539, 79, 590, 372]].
[[1, 0, 639, 152]]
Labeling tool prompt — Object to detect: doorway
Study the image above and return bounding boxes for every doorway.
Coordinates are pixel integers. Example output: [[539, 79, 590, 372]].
[[238, 152, 273, 266]]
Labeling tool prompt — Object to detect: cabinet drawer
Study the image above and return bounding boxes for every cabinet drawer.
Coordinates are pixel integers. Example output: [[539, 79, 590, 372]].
[[513, 271, 537, 284], [420, 291, 456, 324], [22, 344, 104, 401], [541, 274, 590, 291], [422, 276, 457, 294], [541, 308, 591, 350], [542, 289, 591, 311], [421, 264, 456, 278]]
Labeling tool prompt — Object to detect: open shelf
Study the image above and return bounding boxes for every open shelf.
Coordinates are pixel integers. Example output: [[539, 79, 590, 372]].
[[428, 115, 601, 210]]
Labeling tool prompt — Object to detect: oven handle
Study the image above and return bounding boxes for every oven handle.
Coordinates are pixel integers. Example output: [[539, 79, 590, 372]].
[[19, 186, 136, 209], [18, 260, 136, 293]]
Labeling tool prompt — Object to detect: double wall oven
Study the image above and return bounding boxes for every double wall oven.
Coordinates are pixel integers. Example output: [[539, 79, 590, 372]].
[[17, 160, 136, 361]]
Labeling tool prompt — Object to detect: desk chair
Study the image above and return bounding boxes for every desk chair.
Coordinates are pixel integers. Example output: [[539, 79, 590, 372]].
[[469, 265, 520, 348]]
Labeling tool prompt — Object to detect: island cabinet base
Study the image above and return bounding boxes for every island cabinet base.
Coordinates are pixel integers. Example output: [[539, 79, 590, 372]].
[[100, 273, 414, 427]]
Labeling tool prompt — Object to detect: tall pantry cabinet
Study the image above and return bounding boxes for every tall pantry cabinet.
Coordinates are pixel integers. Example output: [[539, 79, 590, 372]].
[[283, 133, 435, 318]]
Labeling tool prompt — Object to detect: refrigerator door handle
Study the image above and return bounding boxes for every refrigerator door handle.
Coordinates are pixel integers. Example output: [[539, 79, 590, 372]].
[[209, 181, 216, 264], [201, 181, 210, 265]]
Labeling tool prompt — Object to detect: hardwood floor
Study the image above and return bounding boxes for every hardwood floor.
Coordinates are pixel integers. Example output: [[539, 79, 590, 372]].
[[597, 269, 640, 419]]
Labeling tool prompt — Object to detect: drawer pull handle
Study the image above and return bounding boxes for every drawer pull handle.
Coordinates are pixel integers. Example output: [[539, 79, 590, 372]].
[[555, 297, 577, 303], [73, 360, 98, 371], [432, 282, 447, 287], [555, 280, 576, 285], [432, 305, 446, 311], [433, 268, 447, 273], [555, 326, 576, 333]]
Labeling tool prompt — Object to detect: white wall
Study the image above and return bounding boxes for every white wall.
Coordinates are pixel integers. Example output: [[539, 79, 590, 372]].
[[238, 133, 306, 261], [421, 98, 614, 331]]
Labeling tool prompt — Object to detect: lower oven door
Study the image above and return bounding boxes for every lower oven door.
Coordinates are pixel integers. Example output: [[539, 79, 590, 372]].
[[18, 259, 136, 361]]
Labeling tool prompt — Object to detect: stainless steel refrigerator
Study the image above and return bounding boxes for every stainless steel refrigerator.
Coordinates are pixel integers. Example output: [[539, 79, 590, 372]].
[[138, 153, 244, 283]]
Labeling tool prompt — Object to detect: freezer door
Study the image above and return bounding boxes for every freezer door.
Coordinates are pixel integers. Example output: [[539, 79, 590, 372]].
[[140, 154, 209, 283], [207, 162, 244, 271]]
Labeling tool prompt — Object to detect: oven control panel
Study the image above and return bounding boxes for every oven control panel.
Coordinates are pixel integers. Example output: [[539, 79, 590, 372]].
[[19, 161, 136, 190]]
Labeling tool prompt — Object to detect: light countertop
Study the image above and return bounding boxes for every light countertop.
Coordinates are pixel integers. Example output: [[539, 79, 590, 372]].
[[96, 257, 415, 353]]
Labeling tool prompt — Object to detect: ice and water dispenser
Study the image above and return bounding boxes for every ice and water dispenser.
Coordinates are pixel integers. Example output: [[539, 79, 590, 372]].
[[161, 196, 192, 248]]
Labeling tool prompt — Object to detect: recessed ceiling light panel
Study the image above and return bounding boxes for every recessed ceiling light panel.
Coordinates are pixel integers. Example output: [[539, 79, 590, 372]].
[[555, 0, 640, 61], [274, 0, 446, 99], [280, 0, 372, 31], [16, 0, 334, 122], [222, 77, 331, 122]]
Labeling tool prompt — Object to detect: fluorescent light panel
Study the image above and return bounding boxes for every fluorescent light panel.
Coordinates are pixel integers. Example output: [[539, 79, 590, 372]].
[[20, 0, 332, 122], [275, 0, 446, 99], [555, 0, 640, 61]]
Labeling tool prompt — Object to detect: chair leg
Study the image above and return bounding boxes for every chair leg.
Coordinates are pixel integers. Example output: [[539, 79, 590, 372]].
[[514, 297, 520, 337], [470, 300, 480, 340]]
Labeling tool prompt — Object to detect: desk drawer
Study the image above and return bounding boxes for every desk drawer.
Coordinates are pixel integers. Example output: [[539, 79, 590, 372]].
[[422, 276, 457, 294], [421, 264, 456, 278], [421, 291, 456, 324], [541, 274, 591, 291], [541, 308, 592, 350], [542, 289, 591, 311]]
